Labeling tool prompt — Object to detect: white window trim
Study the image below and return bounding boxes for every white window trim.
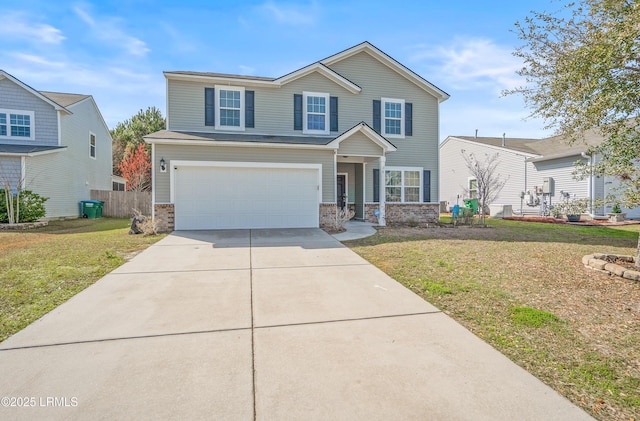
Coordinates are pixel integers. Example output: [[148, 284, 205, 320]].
[[381, 97, 405, 139], [385, 166, 422, 203], [89, 131, 96, 159], [0, 109, 35, 140], [215, 85, 245, 131], [303, 91, 330, 135], [467, 176, 478, 199]]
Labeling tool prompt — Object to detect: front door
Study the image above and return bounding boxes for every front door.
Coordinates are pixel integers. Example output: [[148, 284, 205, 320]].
[[337, 174, 346, 209]]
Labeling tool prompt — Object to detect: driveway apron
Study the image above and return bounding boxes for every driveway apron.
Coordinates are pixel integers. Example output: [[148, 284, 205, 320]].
[[0, 229, 593, 420]]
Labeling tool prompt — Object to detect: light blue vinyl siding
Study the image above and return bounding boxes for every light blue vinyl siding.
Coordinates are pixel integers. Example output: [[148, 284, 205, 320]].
[[0, 78, 58, 146]]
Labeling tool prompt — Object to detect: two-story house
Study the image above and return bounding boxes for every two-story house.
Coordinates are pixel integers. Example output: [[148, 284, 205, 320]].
[[145, 42, 449, 231], [0, 70, 112, 219]]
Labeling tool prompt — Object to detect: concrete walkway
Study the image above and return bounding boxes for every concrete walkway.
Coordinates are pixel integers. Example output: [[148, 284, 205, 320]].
[[0, 229, 593, 420], [331, 220, 377, 241]]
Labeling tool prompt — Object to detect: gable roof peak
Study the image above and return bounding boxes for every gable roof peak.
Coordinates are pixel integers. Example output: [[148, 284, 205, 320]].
[[320, 42, 449, 102], [0, 70, 72, 114]]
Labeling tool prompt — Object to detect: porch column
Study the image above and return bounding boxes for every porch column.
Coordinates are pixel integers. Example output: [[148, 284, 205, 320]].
[[378, 155, 386, 226]]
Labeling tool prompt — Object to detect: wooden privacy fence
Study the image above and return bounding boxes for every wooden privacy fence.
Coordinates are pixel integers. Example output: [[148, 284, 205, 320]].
[[90, 190, 151, 218]]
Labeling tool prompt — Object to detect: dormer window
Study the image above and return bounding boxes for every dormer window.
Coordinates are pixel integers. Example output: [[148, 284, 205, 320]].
[[0, 109, 35, 140]]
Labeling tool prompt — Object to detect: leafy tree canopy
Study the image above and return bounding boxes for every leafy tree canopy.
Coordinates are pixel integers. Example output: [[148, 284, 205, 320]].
[[110, 106, 165, 176], [507, 0, 640, 207]]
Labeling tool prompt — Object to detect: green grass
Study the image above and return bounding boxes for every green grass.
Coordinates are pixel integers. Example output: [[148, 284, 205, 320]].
[[509, 306, 561, 327], [0, 218, 164, 342], [348, 219, 640, 421]]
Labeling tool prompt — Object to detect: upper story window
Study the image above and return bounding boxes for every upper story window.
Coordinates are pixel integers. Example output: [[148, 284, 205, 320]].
[[205, 87, 254, 130], [303, 92, 329, 135], [90, 132, 96, 158], [381, 98, 405, 138], [215, 85, 245, 131], [0, 109, 35, 140], [385, 167, 421, 203]]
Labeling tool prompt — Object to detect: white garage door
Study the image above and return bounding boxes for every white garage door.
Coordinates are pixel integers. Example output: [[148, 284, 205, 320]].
[[174, 164, 320, 230]]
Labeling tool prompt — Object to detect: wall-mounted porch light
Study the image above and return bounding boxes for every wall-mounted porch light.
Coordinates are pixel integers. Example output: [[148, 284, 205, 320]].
[[160, 157, 166, 173]]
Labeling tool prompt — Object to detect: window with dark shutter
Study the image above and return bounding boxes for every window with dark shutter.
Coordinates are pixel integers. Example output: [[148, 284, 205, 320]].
[[205, 88, 215, 126], [330, 96, 338, 132], [294, 94, 302, 130], [423, 170, 431, 202], [245, 90, 255, 128], [372, 100, 381, 134], [405, 103, 413, 136]]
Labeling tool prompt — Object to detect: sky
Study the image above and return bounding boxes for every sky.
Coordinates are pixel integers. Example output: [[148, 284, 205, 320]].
[[0, 0, 565, 141]]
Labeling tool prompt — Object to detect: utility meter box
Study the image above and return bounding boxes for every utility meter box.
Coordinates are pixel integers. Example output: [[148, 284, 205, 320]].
[[542, 177, 554, 195]]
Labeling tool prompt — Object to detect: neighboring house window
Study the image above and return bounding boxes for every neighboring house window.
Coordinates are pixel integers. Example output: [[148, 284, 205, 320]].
[[303, 92, 329, 134], [468, 178, 478, 199], [0, 109, 34, 140], [385, 167, 421, 202], [90, 132, 96, 158], [382, 98, 405, 138], [215, 85, 245, 131], [113, 181, 125, 191]]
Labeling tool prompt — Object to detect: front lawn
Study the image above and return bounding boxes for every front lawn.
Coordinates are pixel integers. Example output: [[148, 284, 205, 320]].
[[348, 218, 640, 421], [0, 218, 164, 342]]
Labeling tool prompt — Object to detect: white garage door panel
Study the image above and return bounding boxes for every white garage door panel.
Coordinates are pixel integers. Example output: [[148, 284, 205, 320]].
[[174, 165, 319, 230]]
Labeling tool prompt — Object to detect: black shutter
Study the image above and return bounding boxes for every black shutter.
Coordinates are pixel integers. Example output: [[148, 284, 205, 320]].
[[245, 90, 255, 128], [330, 96, 338, 132], [373, 168, 380, 202], [205, 88, 215, 126], [373, 100, 381, 133], [423, 170, 431, 202], [405, 103, 413, 136], [294, 94, 303, 130]]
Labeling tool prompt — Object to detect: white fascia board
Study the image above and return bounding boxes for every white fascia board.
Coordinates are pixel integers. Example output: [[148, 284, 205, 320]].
[[276, 63, 361, 94], [327, 122, 397, 152], [144, 137, 333, 150], [321, 42, 449, 102]]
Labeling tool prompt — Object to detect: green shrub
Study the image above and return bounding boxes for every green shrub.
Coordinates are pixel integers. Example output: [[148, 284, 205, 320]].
[[0, 190, 48, 223]]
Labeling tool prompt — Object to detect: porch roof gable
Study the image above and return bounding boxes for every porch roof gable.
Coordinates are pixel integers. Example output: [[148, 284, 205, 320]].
[[327, 122, 397, 154]]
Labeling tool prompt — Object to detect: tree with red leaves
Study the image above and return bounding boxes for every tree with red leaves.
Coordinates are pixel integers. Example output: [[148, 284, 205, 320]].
[[118, 143, 151, 191]]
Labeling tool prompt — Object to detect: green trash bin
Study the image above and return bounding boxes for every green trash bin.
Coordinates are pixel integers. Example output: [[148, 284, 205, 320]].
[[463, 198, 479, 215], [80, 200, 102, 219], [95, 200, 104, 218]]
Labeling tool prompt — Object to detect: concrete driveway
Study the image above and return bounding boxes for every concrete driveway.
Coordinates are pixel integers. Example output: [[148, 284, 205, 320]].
[[0, 229, 593, 420]]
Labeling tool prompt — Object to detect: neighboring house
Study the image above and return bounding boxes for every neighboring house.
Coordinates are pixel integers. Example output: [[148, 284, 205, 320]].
[[0, 70, 112, 218], [145, 42, 449, 231], [439, 133, 640, 219]]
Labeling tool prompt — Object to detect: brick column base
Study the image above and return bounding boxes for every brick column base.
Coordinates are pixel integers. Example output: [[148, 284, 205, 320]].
[[154, 204, 175, 232]]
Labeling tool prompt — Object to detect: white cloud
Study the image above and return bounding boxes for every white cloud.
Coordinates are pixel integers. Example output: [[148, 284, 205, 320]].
[[260, 1, 318, 25], [73, 5, 150, 57], [0, 12, 65, 44], [2, 51, 164, 127], [410, 38, 523, 93]]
